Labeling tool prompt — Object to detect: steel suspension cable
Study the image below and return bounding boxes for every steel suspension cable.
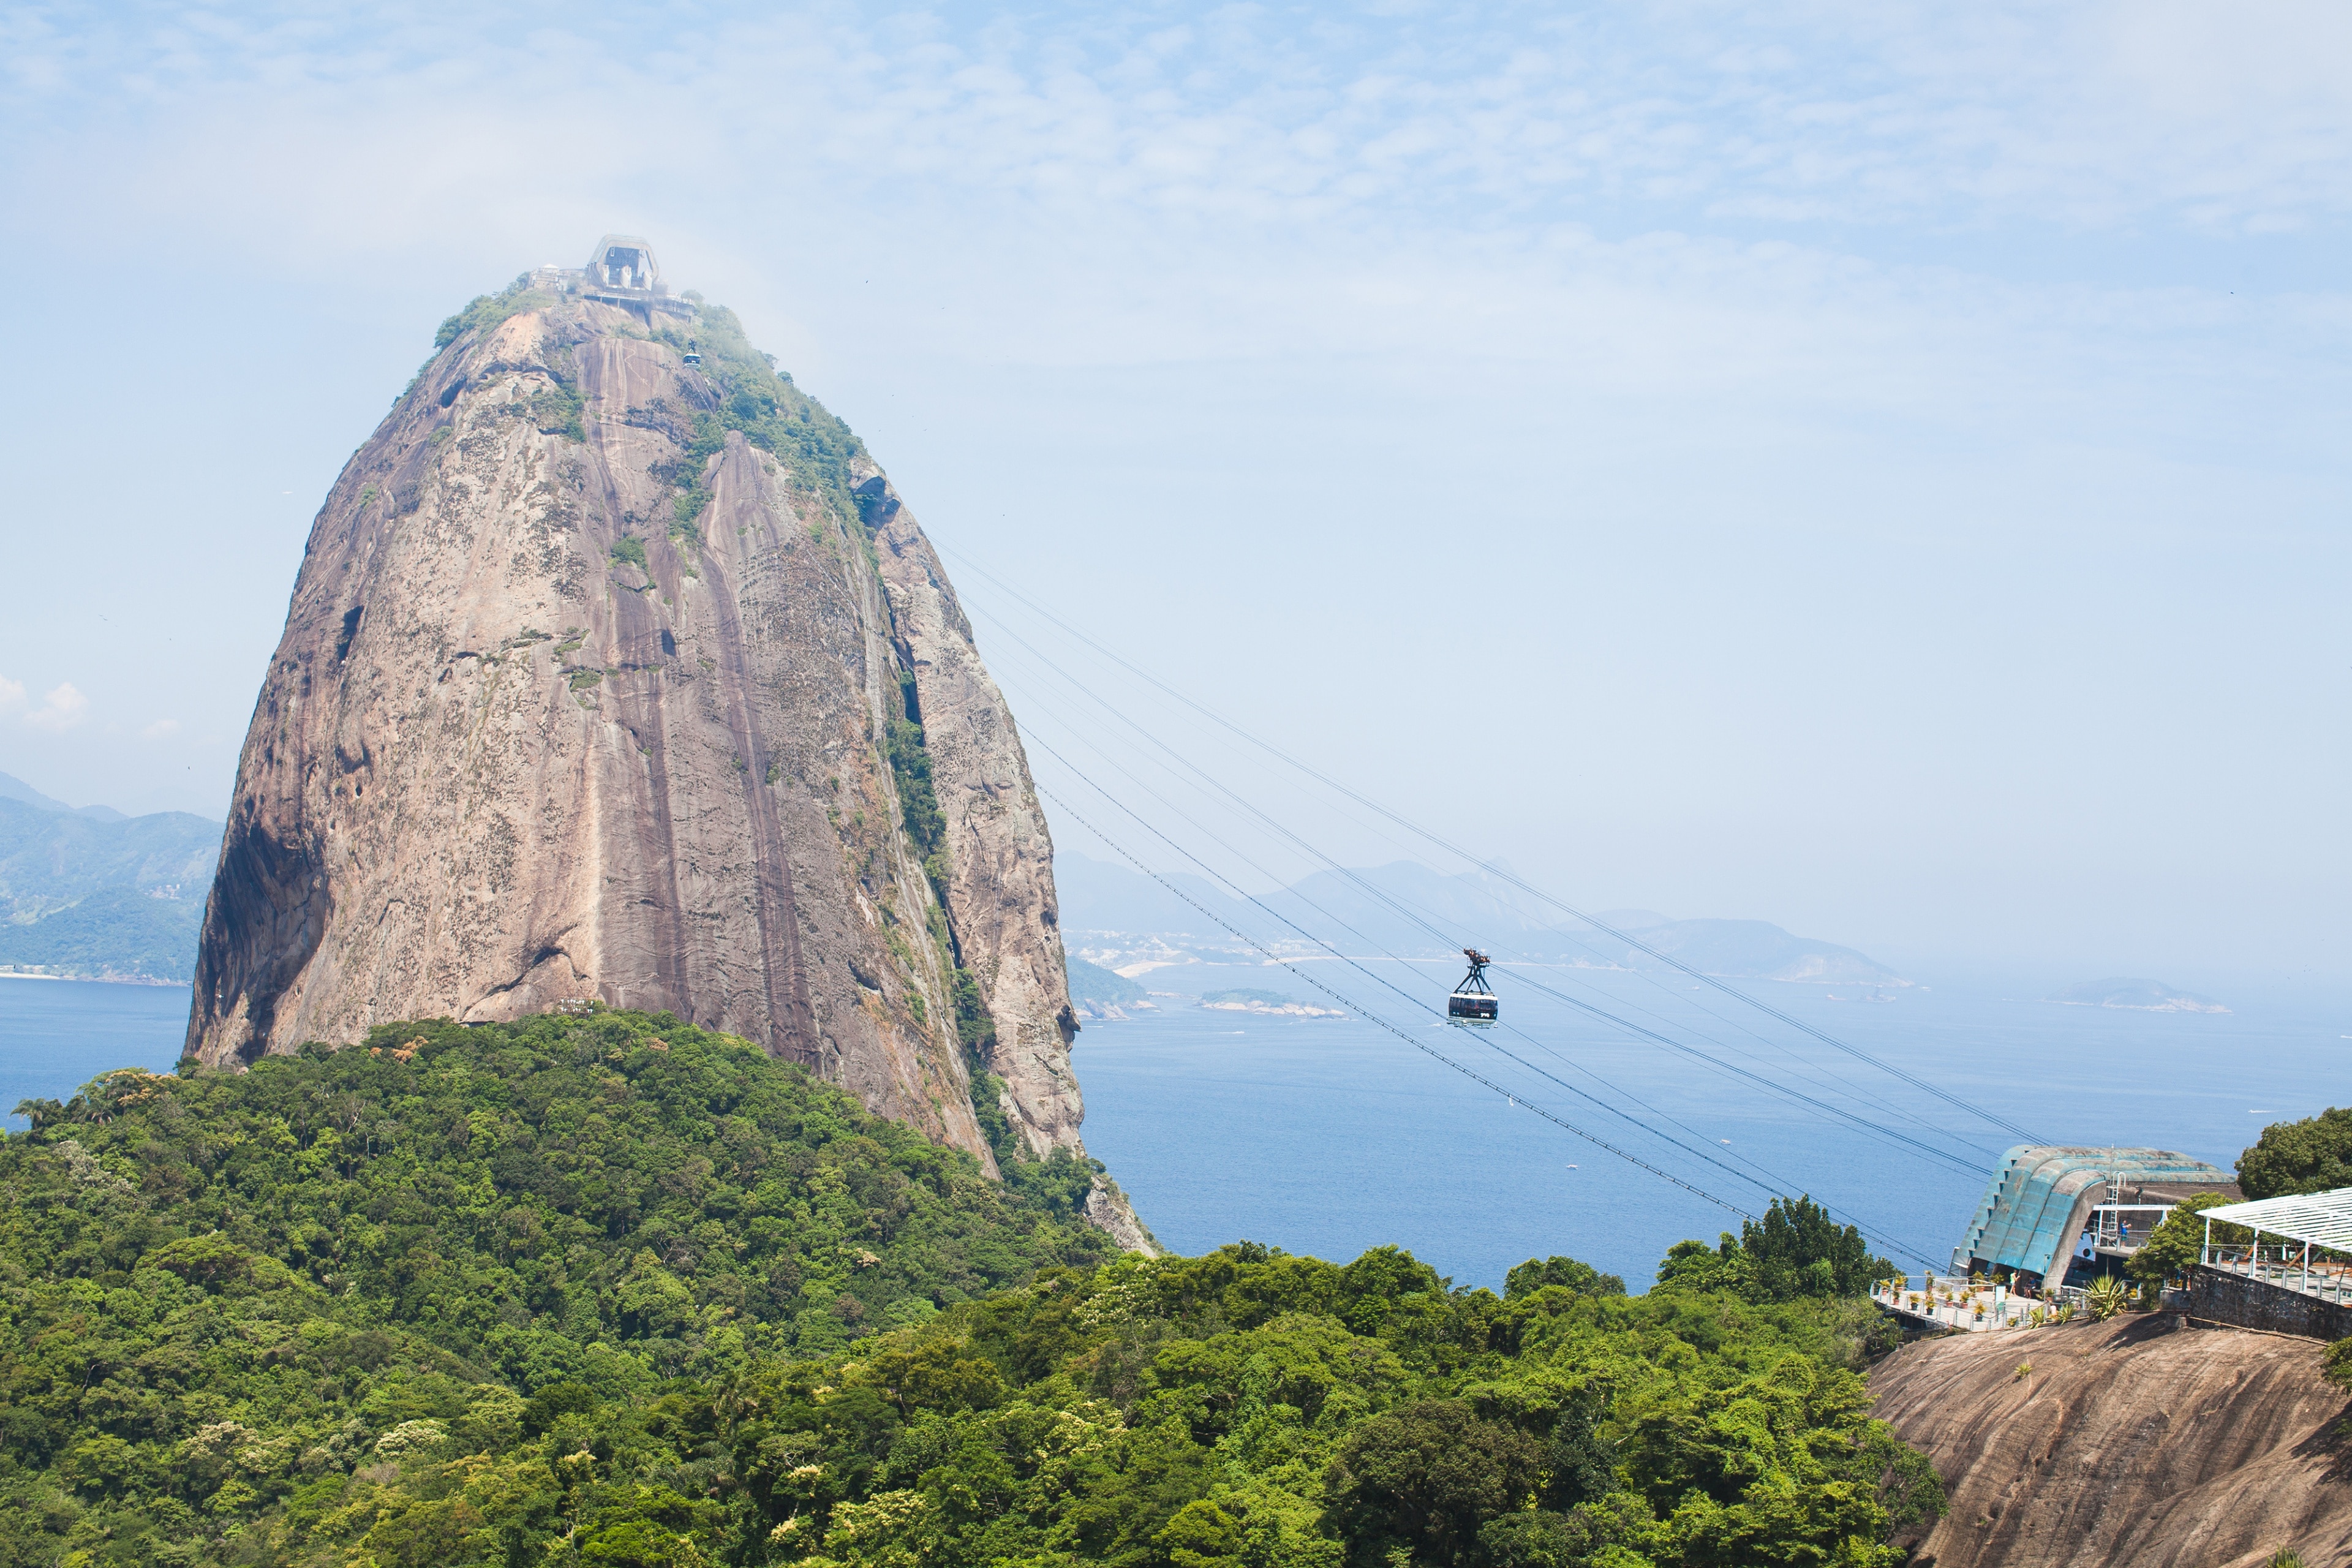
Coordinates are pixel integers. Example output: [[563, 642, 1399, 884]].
[[971, 605, 1978, 1153], [1035, 782, 1756, 1219], [976, 619, 1997, 1182], [1024, 724, 1947, 1262], [948, 546, 2042, 1146], [1020, 709, 1986, 1194]]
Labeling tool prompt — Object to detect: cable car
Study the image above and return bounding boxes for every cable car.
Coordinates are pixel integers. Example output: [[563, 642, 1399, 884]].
[[1448, 947, 1498, 1022], [682, 340, 703, 366]]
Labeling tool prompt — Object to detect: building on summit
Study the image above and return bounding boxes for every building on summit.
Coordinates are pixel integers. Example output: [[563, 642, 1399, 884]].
[[586, 235, 657, 291], [1953, 1145, 2240, 1287], [527, 235, 693, 320]]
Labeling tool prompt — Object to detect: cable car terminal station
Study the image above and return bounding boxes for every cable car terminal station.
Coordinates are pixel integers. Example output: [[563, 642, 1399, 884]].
[[1873, 1145, 2352, 1341]]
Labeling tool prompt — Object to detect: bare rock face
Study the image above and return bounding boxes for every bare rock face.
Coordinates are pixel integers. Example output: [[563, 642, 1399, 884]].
[[1871, 1314, 2352, 1567], [187, 281, 1148, 1246], [854, 464, 1080, 1153]]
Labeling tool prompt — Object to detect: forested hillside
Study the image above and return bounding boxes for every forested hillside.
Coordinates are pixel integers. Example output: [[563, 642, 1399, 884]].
[[0, 1009, 1939, 1567], [0, 788, 221, 981]]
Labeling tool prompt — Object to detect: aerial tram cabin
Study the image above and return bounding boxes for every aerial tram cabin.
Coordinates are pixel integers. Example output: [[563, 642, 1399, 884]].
[[1448, 948, 1498, 1022]]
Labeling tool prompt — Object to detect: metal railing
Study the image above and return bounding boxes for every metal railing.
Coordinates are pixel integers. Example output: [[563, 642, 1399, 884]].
[[2201, 1245, 2352, 1305], [2081, 1205, 2174, 1251], [1873, 1276, 2070, 1332]]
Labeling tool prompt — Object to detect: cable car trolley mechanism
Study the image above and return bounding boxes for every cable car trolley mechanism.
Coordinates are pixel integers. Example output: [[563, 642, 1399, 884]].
[[1447, 948, 1499, 1023]]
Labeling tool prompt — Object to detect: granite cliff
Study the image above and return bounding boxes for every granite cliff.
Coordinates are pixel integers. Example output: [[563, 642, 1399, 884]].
[[186, 256, 1147, 1248], [1871, 1314, 2352, 1567]]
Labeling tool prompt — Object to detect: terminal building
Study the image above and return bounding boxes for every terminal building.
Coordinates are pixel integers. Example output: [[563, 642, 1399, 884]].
[[1953, 1145, 2240, 1287], [528, 235, 694, 320]]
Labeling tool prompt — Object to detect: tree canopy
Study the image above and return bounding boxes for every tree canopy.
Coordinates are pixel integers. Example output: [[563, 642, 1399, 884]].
[[2127, 1193, 2245, 1283], [0, 1012, 1940, 1567], [1503, 1257, 1626, 1302], [1653, 1197, 1896, 1305], [2239, 1108, 2352, 1200]]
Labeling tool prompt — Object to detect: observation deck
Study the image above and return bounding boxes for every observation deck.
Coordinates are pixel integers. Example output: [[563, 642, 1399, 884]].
[[2184, 1189, 2352, 1338]]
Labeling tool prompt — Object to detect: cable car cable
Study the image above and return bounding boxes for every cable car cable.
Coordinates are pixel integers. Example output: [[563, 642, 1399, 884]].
[[971, 609, 1985, 1160], [1042, 777, 1948, 1269], [1487, 967, 1991, 1178], [988, 648, 1997, 1181], [1033, 782, 1756, 1219], [961, 594, 1988, 1153], [1026, 707, 1985, 1188], [1027, 735, 1949, 1262], [948, 548, 2043, 1146]]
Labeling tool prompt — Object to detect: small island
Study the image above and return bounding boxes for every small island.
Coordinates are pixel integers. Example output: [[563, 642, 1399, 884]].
[[2046, 977, 2229, 1014], [1200, 987, 1345, 1019]]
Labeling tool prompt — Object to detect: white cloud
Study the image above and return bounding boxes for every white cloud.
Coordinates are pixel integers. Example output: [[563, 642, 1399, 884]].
[[0, 676, 22, 715], [8, 2, 2348, 243], [23, 683, 88, 732], [140, 718, 180, 739], [11, 0, 2352, 292], [0, 0, 2342, 971]]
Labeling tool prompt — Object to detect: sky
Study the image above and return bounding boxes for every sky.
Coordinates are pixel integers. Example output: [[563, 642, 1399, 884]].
[[0, 0, 2345, 986]]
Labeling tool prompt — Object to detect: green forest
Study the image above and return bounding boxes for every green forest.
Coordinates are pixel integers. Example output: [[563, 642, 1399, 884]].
[[0, 792, 221, 982], [0, 1010, 1940, 1568], [0, 888, 203, 982]]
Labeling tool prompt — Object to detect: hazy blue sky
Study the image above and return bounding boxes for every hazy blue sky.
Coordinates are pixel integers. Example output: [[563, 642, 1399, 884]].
[[1, 1, 2344, 984]]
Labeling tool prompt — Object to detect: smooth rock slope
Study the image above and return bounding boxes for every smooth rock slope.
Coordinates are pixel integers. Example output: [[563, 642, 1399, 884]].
[[1871, 1314, 2352, 1567], [187, 276, 1145, 1245]]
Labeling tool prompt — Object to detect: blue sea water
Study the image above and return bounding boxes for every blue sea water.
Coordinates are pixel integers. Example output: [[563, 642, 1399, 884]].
[[7, 967, 2347, 1298], [1073, 960, 2352, 1294], [0, 978, 187, 1128]]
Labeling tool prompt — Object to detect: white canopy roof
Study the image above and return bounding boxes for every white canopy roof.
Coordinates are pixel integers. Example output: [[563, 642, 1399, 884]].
[[2199, 1187, 2352, 1250]]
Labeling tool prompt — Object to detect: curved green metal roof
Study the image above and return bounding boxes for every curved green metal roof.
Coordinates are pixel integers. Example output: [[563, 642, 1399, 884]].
[[1960, 1145, 2233, 1276]]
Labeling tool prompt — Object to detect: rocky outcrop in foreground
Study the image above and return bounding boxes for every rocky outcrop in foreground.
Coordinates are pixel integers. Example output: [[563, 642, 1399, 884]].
[[1871, 1314, 2352, 1567], [186, 276, 1147, 1248]]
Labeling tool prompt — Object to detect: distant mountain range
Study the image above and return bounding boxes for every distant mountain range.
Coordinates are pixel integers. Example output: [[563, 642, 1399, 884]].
[[0, 771, 221, 984], [0, 780, 1913, 998], [1052, 853, 1905, 987], [0, 773, 133, 823]]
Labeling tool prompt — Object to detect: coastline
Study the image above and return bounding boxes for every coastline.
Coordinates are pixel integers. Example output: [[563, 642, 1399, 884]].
[[0, 972, 190, 989], [1200, 1000, 1346, 1019]]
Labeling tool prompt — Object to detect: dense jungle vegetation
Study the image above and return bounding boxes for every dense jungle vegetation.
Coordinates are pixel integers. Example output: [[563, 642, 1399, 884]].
[[0, 1010, 1940, 1567]]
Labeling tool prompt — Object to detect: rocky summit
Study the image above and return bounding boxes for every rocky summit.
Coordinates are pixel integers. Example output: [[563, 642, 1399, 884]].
[[186, 247, 1144, 1245]]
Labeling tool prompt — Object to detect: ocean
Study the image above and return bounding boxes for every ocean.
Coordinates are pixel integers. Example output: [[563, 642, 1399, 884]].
[[1072, 959, 2352, 1292], [7, 966, 2345, 1295], [0, 978, 187, 1126]]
